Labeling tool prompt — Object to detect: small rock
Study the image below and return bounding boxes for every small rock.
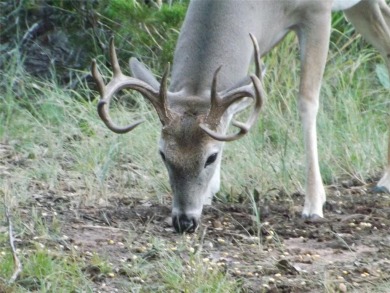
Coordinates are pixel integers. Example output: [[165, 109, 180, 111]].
[[339, 283, 347, 292], [164, 217, 173, 226], [212, 219, 223, 228]]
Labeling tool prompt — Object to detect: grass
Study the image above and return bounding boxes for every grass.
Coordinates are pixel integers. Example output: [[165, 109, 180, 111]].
[[1, 10, 389, 293]]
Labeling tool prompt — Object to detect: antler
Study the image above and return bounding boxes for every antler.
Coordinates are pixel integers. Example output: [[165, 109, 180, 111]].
[[199, 33, 265, 142], [91, 37, 171, 133]]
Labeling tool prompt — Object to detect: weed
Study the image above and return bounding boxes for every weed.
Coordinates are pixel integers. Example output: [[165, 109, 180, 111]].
[[0, 2, 389, 292]]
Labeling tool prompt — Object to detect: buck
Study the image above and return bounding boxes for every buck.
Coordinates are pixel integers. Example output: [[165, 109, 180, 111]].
[[92, 0, 390, 233]]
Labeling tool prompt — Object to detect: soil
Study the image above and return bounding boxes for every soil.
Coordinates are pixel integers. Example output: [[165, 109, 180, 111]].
[[21, 180, 390, 292], [2, 2, 389, 292]]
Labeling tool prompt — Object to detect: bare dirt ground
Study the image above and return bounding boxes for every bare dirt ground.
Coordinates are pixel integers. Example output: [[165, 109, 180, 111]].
[[20, 178, 390, 292]]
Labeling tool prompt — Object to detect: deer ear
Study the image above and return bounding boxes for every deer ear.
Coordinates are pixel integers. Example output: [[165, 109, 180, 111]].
[[129, 57, 160, 91]]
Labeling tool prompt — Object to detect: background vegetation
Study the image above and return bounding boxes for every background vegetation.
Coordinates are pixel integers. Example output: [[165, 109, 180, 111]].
[[0, 0, 389, 291]]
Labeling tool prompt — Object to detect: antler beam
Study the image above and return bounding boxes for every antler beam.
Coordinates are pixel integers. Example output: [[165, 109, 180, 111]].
[[91, 37, 172, 133], [199, 33, 265, 142]]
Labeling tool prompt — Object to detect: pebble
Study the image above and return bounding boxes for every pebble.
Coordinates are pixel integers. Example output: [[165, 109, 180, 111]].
[[217, 238, 225, 244], [339, 283, 347, 292], [205, 241, 214, 248], [212, 220, 223, 228], [359, 222, 372, 228], [135, 246, 146, 253], [262, 284, 270, 289]]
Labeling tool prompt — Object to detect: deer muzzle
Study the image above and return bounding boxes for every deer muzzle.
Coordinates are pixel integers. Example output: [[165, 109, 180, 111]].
[[172, 212, 200, 233]]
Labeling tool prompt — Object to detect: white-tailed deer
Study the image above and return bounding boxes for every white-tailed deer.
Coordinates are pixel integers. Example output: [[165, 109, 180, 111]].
[[92, 0, 390, 233]]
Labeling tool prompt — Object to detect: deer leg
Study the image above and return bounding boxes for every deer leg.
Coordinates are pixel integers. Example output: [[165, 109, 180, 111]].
[[377, 138, 390, 193], [344, 0, 390, 193], [296, 12, 332, 218]]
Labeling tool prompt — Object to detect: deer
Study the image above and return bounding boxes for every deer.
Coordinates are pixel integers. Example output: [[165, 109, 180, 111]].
[[91, 0, 390, 233]]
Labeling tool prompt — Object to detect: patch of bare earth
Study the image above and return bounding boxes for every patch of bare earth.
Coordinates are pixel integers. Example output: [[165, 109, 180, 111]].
[[19, 180, 390, 292], [2, 142, 389, 292]]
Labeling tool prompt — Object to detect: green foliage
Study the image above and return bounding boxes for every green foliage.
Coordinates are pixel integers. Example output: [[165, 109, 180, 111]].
[[0, 4, 389, 292], [160, 254, 237, 292], [160, 3, 188, 26], [18, 250, 89, 291], [0, 251, 14, 279], [98, 0, 188, 70], [1, 0, 188, 84]]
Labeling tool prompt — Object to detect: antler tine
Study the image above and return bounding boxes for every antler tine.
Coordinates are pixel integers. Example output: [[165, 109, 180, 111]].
[[211, 66, 222, 104], [159, 62, 171, 121], [92, 39, 172, 134], [204, 66, 224, 124], [230, 74, 264, 133], [91, 59, 105, 97], [109, 37, 123, 78], [249, 33, 261, 81], [200, 34, 265, 142], [200, 74, 265, 141]]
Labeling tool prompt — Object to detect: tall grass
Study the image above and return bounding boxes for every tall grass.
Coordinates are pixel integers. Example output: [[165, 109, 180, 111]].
[[221, 32, 387, 201], [3, 36, 386, 208], [0, 8, 389, 292]]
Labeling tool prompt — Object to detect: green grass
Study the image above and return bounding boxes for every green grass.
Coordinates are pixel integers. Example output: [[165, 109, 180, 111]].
[[0, 249, 91, 292], [1, 9, 389, 293]]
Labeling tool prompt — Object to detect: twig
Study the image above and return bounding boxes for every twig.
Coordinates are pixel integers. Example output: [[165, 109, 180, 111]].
[[20, 22, 42, 46], [76, 224, 129, 232], [195, 224, 209, 256], [5, 205, 22, 284]]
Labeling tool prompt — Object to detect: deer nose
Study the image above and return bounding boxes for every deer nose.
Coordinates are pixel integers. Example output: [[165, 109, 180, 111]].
[[172, 214, 199, 233]]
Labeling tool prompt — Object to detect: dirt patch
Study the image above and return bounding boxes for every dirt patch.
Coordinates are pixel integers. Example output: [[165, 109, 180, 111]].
[[21, 181, 390, 292], [2, 139, 389, 291]]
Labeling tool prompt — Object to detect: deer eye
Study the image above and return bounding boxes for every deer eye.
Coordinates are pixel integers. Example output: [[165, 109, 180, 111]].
[[159, 151, 166, 162], [205, 153, 218, 168]]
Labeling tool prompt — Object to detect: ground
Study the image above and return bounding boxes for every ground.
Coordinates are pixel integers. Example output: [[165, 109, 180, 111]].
[[0, 1, 390, 293], [10, 177, 390, 292]]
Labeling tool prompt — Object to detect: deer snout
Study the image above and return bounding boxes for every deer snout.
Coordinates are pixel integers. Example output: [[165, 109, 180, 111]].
[[172, 213, 199, 233]]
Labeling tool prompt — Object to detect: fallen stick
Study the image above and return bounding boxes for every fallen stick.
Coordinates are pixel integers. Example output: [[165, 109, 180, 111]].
[[76, 224, 129, 232], [5, 205, 22, 284]]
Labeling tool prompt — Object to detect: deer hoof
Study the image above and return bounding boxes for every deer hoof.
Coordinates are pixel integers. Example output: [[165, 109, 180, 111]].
[[301, 213, 323, 221]]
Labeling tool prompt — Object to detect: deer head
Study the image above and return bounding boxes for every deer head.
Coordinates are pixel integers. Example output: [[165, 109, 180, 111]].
[[92, 34, 265, 233]]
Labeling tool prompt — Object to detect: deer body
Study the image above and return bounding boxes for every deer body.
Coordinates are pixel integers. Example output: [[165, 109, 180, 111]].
[[93, 0, 390, 233]]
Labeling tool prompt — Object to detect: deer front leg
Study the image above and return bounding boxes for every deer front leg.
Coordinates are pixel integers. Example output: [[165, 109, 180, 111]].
[[377, 135, 390, 193], [375, 104, 390, 193], [296, 12, 332, 218]]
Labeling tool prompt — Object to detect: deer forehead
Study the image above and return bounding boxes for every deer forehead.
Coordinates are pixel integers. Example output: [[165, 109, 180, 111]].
[[160, 118, 221, 168], [161, 115, 213, 150]]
